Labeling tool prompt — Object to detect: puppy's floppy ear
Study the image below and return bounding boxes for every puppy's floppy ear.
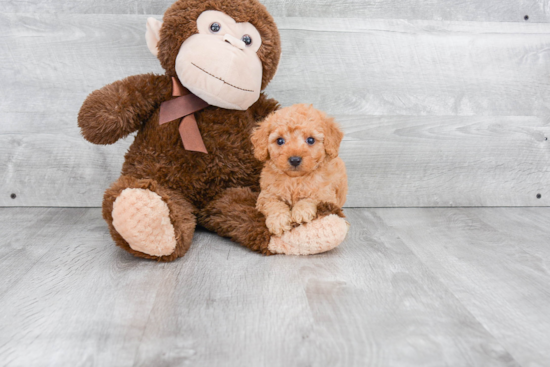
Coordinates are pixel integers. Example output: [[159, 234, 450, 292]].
[[251, 115, 274, 162], [322, 112, 344, 159]]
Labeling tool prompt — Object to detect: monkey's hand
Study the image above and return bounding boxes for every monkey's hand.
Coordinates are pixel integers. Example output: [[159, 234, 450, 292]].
[[78, 73, 171, 145], [268, 202, 348, 256]]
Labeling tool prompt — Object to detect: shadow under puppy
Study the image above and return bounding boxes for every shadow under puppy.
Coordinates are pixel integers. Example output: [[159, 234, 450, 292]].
[[251, 104, 348, 237]]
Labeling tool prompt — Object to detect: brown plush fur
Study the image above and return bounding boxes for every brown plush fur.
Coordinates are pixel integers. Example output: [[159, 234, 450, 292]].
[[251, 104, 348, 235], [78, 74, 171, 145], [198, 187, 274, 255], [78, 0, 343, 261]]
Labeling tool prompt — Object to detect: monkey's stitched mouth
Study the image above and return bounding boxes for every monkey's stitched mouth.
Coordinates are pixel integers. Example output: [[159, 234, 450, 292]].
[[191, 63, 254, 93]]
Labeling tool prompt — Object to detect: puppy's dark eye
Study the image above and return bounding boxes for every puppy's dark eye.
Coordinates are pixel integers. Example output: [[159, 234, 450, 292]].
[[210, 23, 221, 32], [307, 137, 315, 145], [242, 34, 252, 46], [276, 138, 285, 145]]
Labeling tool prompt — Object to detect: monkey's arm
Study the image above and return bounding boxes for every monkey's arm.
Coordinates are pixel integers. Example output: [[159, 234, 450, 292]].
[[78, 73, 171, 145]]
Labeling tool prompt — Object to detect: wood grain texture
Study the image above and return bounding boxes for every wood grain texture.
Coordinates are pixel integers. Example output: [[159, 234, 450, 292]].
[[0, 113, 133, 207], [0, 208, 80, 297], [2, 0, 549, 23], [271, 18, 550, 117], [3, 15, 550, 117], [1, 15, 550, 207], [341, 115, 550, 207], [2, 114, 549, 207], [0, 207, 532, 366], [375, 207, 550, 367]]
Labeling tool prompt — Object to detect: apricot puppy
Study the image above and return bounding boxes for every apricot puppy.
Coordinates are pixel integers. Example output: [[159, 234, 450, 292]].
[[251, 104, 348, 236]]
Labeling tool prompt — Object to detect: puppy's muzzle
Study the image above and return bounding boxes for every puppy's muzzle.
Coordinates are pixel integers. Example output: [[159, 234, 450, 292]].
[[289, 156, 302, 167]]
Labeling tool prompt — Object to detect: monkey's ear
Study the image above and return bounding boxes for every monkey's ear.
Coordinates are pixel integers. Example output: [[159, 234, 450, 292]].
[[146, 17, 163, 57], [322, 113, 344, 159], [250, 118, 273, 162]]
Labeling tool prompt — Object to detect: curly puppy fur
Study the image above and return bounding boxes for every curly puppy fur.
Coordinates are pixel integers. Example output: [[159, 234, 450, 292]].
[[251, 104, 348, 236]]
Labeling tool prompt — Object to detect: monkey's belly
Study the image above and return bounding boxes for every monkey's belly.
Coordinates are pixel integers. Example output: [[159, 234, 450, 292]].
[[121, 147, 261, 209]]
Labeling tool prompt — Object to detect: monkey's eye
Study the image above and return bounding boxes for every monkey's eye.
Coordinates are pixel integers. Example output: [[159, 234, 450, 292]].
[[276, 138, 285, 146], [306, 137, 315, 145], [210, 23, 221, 33], [242, 34, 252, 46]]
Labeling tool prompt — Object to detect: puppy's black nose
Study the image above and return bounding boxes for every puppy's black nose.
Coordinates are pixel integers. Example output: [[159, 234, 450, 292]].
[[289, 156, 302, 167]]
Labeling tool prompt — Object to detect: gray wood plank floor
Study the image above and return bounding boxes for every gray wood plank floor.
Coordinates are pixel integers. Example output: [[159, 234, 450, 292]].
[[1, 207, 549, 367]]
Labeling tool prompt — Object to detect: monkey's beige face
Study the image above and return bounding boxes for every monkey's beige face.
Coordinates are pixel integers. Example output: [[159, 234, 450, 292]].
[[146, 11, 263, 110], [267, 125, 327, 177], [176, 11, 262, 110]]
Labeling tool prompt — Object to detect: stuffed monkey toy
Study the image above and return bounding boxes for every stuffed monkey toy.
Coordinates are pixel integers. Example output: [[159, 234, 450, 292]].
[[78, 0, 349, 261]]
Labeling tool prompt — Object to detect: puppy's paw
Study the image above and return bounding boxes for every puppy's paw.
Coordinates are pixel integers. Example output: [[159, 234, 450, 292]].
[[266, 212, 292, 236], [291, 201, 317, 224]]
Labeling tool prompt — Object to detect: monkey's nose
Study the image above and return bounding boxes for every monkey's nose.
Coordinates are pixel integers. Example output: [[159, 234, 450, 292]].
[[223, 34, 246, 50], [289, 156, 302, 167]]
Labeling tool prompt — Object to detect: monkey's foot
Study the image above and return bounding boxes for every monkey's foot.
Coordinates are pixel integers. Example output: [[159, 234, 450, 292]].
[[112, 188, 176, 257], [268, 214, 349, 256]]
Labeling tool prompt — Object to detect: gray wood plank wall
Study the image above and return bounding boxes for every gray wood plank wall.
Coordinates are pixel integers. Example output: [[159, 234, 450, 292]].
[[2, 0, 549, 23], [1, 4, 550, 207]]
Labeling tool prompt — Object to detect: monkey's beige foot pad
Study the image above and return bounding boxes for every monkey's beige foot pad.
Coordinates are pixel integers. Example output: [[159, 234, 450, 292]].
[[112, 188, 177, 257], [268, 214, 349, 256]]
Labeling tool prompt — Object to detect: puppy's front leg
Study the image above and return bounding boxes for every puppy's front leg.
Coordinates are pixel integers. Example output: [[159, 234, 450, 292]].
[[291, 199, 318, 225], [257, 193, 292, 236]]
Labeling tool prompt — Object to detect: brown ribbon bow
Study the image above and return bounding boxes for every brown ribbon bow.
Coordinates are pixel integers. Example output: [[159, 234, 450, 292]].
[[159, 77, 210, 154]]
